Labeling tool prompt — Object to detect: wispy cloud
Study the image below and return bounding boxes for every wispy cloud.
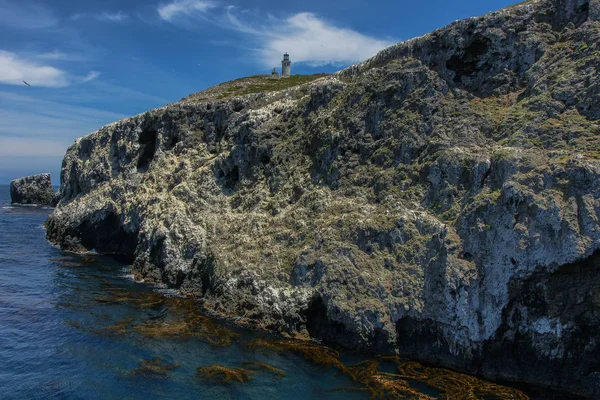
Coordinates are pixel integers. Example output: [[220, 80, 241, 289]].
[[158, 3, 394, 68], [0, 90, 128, 178], [82, 71, 101, 83], [97, 11, 129, 22], [0, 50, 101, 88], [72, 11, 129, 23], [0, 0, 58, 29], [157, 0, 215, 22], [0, 50, 69, 88], [0, 91, 128, 139], [0, 137, 70, 157], [37, 50, 88, 62]]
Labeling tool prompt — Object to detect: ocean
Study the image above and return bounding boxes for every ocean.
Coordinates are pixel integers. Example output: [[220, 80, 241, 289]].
[[0, 184, 549, 400]]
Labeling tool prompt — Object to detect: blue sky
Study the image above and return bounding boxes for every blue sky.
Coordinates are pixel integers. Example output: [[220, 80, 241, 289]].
[[0, 0, 519, 184]]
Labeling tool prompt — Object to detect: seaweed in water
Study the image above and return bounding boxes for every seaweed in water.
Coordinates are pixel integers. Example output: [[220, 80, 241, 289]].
[[246, 338, 529, 400], [242, 361, 286, 377], [51, 256, 98, 268], [129, 357, 180, 379], [94, 288, 166, 308], [394, 360, 530, 400], [196, 365, 253, 384], [246, 338, 348, 372], [90, 289, 239, 346], [347, 360, 432, 400]]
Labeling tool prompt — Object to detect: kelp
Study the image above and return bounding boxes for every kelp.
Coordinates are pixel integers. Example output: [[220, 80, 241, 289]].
[[246, 338, 529, 400], [242, 361, 286, 377], [197, 361, 286, 384], [395, 360, 530, 400], [246, 338, 347, 371], [51, 256, 98, 268], [129, 357, 180, 378], [347, 360, 432, 400], [93, 288, 166, 308], [65, 268, 529, 398], [101, 316, 238, 346], [103, 317, 137, 335], [196, 365, 253, 384], [91, 291, 239, 346]]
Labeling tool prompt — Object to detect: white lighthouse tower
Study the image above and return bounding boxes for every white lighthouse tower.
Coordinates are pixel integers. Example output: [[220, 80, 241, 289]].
[[281, 53, 291, 77]]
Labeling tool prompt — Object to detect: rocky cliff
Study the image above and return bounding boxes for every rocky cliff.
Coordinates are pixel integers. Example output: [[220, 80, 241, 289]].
[[11, 174, 56, 206], [46, 0, 600, 396]]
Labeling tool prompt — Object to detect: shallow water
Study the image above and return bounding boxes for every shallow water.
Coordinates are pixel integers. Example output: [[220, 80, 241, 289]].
[[0, 184, 549, 399]]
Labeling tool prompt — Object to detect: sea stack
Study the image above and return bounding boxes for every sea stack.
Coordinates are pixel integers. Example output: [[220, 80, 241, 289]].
[[10, 174, 55, 206]]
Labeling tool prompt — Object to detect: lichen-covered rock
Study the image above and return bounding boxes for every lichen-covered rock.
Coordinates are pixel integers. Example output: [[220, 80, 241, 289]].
[[10, 174, 54, 205], [46, 0, 600, 397]]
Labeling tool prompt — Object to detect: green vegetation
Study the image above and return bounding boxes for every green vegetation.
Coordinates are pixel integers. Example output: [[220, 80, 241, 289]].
[[184, 74, 329, 102], [221, 74, 327, 98]]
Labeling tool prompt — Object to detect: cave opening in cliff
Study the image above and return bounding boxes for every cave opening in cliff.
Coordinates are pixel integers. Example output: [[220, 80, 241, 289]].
[[306, 296, 348, 344], [78, 212, 137, 263], [446, 36, 491, 82], [168, 135, 179, 150], [223, 166, 240, 190], [137, 128, 158, 172]]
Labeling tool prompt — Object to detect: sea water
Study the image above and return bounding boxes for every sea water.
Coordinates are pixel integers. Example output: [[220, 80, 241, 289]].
[[0, 184, 551, 400]]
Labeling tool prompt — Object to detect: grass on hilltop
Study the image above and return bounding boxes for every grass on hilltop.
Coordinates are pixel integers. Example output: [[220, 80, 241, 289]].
[[183, 74, 329, 102]]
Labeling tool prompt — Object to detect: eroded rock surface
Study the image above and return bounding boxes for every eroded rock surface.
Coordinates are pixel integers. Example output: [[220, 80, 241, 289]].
[[46, 0, 600, 396], [10, 174, 55, 206]]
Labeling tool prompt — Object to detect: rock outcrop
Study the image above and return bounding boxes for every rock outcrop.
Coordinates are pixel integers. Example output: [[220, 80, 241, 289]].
[[10, 174, 55, 206], [46, 0, 600, 397]]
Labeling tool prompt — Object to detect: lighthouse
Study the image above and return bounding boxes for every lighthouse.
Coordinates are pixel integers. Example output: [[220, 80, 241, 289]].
[[281, 53, 291, 77]]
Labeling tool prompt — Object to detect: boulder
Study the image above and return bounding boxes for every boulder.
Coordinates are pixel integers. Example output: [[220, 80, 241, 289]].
[[10, 174, 55, 206]]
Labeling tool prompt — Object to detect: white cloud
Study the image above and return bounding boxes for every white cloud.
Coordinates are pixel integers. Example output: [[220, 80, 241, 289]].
[[0, 0, 58, 29], [160, 4, 394, 68], [0, 50, 69, 88], [158, 0, 215, 21], [72, 11, 129, 23], [82, 71, 101, 82], [255, 12, 395, 67], [0, 50, 102, 88]]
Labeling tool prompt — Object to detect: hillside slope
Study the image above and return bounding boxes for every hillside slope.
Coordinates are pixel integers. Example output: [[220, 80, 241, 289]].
[[47, 0, 600, 396]]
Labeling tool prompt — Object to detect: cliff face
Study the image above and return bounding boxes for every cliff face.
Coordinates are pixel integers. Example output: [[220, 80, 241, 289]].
[[46, 0, 600, 396]]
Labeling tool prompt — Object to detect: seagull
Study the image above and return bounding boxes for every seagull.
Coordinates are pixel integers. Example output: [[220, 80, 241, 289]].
[[22, 80, 31, 87]]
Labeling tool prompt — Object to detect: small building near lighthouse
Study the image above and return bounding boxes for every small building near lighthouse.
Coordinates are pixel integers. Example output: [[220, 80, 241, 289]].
[[281, 53, 291, 77]]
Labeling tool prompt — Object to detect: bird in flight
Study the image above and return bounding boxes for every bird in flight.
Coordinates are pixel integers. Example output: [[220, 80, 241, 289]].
[[22, 80, 31, 87]]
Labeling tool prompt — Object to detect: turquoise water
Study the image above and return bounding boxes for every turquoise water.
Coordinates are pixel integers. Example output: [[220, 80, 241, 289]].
[[0, 184, 549, 399]]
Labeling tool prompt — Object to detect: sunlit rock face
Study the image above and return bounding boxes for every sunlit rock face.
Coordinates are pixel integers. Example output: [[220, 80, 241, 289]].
[[46, 0, 600, 396], [10, 174, 55, 206]]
